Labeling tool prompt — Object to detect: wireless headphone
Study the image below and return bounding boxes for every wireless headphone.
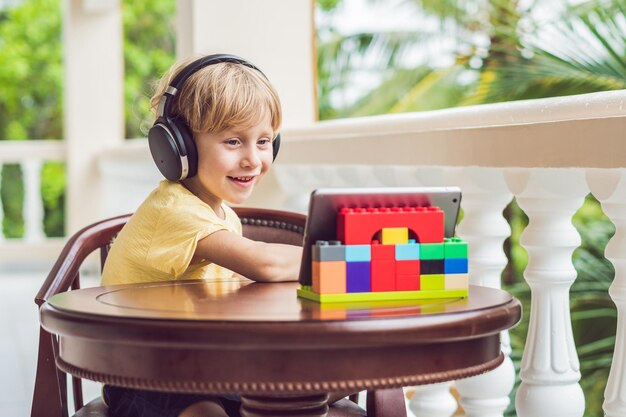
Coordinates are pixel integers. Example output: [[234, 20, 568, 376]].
[[148, 53, 281, 181]]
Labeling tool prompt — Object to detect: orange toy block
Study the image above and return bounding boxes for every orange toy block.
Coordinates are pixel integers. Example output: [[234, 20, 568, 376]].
[[312, 261, 346, 294]]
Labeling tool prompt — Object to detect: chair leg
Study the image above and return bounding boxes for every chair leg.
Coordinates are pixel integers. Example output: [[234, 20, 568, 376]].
[[366, 388, 407, 417], [31, 327, 68, 417]]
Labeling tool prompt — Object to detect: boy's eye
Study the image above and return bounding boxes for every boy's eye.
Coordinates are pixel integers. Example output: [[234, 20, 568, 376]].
[[258, 138, 271, 146], [225, 139, 240, 146]]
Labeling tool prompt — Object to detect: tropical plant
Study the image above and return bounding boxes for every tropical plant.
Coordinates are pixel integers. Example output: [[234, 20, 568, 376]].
[[316, 1, 623, 416], [0, 0, 175, 237]]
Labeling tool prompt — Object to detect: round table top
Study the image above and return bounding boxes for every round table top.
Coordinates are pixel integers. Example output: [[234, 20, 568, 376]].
[[41, 278, 521, 394]]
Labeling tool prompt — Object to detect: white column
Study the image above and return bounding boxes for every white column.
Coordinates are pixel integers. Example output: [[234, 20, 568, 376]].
[[64, 0, 124, 233], [447, 167, 515, 417], [22, 159, 45, 242], [176, 0, 315, 129], [507, 168, 587, 417], [408, 382, 457, 417], [587, 169, 626, 417]]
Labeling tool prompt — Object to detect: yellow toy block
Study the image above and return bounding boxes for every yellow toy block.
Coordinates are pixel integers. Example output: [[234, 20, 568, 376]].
[[421, 274, 445, 291], [381, 227, 409, 245]]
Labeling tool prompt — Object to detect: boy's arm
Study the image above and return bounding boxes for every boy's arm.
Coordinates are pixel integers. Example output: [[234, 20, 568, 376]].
[[194, 230, 303, 282]]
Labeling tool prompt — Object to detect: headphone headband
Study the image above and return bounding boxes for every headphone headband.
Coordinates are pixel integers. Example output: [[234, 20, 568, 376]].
[[159, 54, 265, 118]]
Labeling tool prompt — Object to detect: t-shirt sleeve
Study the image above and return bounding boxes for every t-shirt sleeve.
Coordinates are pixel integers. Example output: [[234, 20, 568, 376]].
[[145, 204, 230, 278]]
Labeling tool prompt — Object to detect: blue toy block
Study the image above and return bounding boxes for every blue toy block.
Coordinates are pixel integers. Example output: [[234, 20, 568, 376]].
[[444, 258, 468, 274], [312, 240, 345, 261], [345, 245, 371, 262], [395, 242, 420, 260], [346, 261, 371, 293]]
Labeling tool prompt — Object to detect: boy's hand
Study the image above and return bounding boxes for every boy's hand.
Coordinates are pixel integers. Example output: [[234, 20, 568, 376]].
[[195, 230, 303, 282]]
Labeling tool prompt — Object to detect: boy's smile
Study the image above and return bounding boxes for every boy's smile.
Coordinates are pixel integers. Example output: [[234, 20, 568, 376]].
[[182, 112, 274, 216]]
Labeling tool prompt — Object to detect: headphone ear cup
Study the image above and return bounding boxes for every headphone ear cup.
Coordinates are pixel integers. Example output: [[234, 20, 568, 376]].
[[170, 117, 198, 178], [272, 133, 281, 162]]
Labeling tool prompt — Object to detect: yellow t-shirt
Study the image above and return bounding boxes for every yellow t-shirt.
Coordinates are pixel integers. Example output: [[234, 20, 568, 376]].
[[101, 180, 242, 285]]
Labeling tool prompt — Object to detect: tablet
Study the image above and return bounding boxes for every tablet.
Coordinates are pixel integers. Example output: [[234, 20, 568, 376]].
[[298, 186, 462, 286]]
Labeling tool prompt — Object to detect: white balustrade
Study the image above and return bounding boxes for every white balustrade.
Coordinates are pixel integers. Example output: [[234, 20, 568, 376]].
[[587, 169, 626, 417], [408, 382, 457, 417], [448, 167, 515, 417], [22, 159, 45, 242], [0, 140, 65, 266], [507, 168, 588, 417]]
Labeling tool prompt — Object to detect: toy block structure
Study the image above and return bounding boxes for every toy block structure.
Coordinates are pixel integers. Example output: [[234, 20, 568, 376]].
[[298, 205, 470, 303]]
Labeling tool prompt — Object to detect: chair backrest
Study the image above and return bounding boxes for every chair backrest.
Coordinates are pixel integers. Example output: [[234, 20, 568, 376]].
[[31, 208, 306, 417]]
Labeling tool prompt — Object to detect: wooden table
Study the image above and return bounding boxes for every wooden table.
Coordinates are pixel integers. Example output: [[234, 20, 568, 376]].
[[40, 278, 521, 417]]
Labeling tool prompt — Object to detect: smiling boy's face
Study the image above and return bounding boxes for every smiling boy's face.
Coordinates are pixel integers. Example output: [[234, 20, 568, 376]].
[[183, 111, 275, 216]]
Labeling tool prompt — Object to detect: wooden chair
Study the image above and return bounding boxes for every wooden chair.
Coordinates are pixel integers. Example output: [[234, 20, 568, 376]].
[[31, 208, 407, 417]]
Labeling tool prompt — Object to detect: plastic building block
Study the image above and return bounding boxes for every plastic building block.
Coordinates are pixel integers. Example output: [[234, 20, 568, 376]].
[[345, 245, 371, 262], [420, 243, 444, 260], [396, 260, 420, 275], [396, 275, 420, 291], [371, 241, 395, 260], [444, 258, 468, 274], [421, 274, 445, 291], [444, 237, 468, 258], [312, 240, 345, 261], [337, 206, 445, 245], [421, 259, 444, 275], [346, 261, 371, 293], [395, 242, 420, 260], [445, 274, 469, 290], [371, 260, 396, 292], [381, 227, 408, 245], [312, 260, 346, 294], [297, 286, 468, 303]]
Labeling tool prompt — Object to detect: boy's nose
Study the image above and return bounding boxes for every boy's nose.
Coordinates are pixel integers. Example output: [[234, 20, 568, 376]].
[[241, 147, 262, 168]]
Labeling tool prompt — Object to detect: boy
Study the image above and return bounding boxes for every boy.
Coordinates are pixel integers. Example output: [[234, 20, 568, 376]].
[[101, 54, 302, 417]]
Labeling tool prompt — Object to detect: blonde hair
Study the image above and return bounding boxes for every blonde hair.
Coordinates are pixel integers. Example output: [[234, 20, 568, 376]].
[[150, 56, 282, 136]]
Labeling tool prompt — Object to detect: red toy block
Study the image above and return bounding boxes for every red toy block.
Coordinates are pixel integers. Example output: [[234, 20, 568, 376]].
[[371, 259, 396, 292], [396, 275, 420, 291], [396, 260, 420, 275], [337, 206, 444, 245], [370, 240, 395, 260]]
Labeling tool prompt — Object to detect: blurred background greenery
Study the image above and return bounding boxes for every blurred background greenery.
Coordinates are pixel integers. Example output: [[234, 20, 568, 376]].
[[1, 0, 624, 415]]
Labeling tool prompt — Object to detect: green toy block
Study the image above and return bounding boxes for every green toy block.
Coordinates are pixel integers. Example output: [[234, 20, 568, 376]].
[[444, 237, 468, 259], [420, 243, 444, 260]]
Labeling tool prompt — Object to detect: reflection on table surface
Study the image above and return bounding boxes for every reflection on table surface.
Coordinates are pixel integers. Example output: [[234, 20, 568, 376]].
[[48, 277, 511, 323]]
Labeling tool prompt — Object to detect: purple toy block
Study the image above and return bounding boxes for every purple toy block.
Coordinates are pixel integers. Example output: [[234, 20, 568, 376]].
[[346, 261, 371, 293]]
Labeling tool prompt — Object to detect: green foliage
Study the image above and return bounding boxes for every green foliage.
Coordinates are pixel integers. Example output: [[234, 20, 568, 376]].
[[0, 0, 175, 237], [0, 0, 63, 140], [1, 164, 24, 238], [40, 162, 65, 237], [122, 0, 176, 137], [317, 1, 623, 415]]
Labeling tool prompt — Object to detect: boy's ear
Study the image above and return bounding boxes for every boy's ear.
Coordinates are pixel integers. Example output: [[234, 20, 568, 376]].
[[148, 115, 198, 181]]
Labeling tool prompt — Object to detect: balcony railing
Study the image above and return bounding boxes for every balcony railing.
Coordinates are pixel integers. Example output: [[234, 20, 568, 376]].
[[3, 89, 626, 417], [0, 140, 66, 267]]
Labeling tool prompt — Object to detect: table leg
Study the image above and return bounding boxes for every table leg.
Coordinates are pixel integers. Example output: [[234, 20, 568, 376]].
[[240, 393, 329, 417]]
